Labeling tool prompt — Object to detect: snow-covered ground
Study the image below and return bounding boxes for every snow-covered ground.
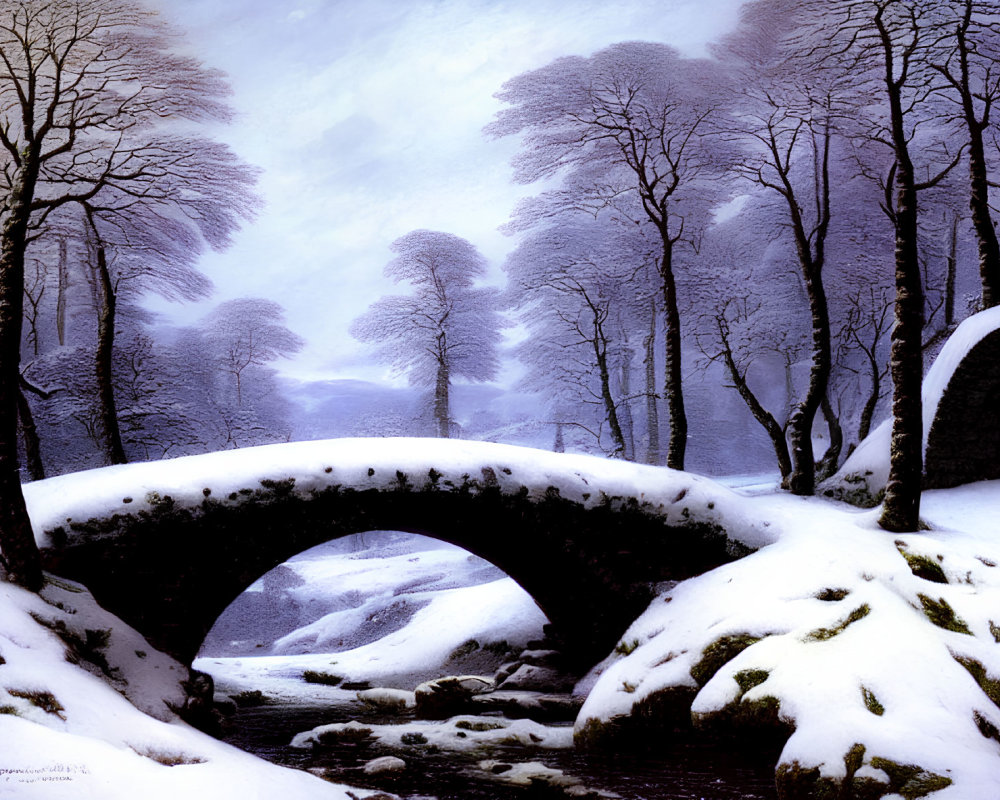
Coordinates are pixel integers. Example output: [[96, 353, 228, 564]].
[[197, 532, 549, 698]]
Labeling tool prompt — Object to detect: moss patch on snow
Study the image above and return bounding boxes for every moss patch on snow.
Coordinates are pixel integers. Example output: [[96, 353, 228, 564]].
[[869, 757, 952, 798], [896, 543, 949, 584], [805, 604, 871, 642], [917, 594, 971, 634], [689, 633, 762, 687], [954, 656, 1000, 707], [861, 686, 884, 716]]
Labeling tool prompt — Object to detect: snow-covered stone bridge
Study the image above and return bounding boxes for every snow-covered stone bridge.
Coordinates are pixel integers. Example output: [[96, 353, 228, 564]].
[[25, 439, 770, 667]]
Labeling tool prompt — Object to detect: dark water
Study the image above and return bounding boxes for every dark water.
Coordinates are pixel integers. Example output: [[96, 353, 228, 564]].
[[222, 704, 778, 800]]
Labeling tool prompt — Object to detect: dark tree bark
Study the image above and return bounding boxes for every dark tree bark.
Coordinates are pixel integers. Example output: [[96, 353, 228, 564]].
[[660, 244, 687, 470], [816, 394, 844, 481], [56, 237, 68, 347], [0, 157, 43, 590], [16, 383, 44, 482], [966, 117, 1000, 308], [946, 211, 958, 327], [86, 208, 128, 465], [877, 8, 926, 533], [433, 355, 450, 438], [643, 299, 661, 465]]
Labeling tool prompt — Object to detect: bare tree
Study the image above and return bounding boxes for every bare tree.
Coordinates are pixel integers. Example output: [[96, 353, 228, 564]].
[[351, 230, 503, 438], [782, 0, 963, 531], [837, 285, 893, 452], [205, 298, 304, 411], [505, 207, 658, 459], [715, 12, 847, 494], [928, 0, 1000, 308], [488, 42, 731, 470]]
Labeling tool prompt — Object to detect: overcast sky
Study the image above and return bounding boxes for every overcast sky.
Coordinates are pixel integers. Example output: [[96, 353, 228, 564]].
[[148, 0, 745, 384]]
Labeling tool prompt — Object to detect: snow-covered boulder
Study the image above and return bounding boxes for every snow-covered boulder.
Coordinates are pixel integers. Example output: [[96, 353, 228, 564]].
[[414, 675, 494, 719], [363, 755, 406, 775]]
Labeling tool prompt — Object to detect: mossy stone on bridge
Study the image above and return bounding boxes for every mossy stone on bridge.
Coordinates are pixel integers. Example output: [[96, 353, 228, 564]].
[[39, 466, 742, 669]]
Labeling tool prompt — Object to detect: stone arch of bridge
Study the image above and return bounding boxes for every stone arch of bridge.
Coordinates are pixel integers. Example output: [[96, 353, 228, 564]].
[[39, 474, 738, 669]]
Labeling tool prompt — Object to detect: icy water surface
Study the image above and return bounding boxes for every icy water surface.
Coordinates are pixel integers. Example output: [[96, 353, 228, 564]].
[[223, 703, 778, 800]]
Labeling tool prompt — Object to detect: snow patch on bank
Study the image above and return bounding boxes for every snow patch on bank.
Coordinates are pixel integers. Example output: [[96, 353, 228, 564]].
[[0, 577, 379, 800], [200, 577, 547, 697]]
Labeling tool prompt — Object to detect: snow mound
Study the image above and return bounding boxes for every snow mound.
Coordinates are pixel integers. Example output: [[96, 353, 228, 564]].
[[200, 576, 548, 696], [576, 486, 1000, 798], [0, 575, 383, 800]]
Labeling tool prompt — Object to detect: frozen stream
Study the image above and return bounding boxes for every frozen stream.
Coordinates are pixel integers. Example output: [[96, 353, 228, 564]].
[[219, 701, 778, 799]]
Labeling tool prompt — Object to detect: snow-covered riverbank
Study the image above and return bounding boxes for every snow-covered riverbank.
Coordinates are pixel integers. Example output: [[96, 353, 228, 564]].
[[0, 576, 376, 800], [577, 482, 1000, 798]]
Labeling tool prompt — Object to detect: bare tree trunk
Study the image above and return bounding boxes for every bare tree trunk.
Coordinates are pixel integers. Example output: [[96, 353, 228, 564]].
[[965, 126, 1000, 308], [434, 359, 450, 438], [643, 299, 661, 465], [946, 211, 958, 325], [815, 394, 843, 482], [879, 83, 924, 532], [0, 159, 43, 590], [717, 320, 792, 481], [787, 262, 832, 495], [16, 384, 44, 481], [784, 118, 832, 497], [618, 338, 636, 462], [660, 243, 687, 470], [56, 237, 68, 347], [592, 318, 627, 458], [858, 347, 882, 445], [87, 211, 127, 465]]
